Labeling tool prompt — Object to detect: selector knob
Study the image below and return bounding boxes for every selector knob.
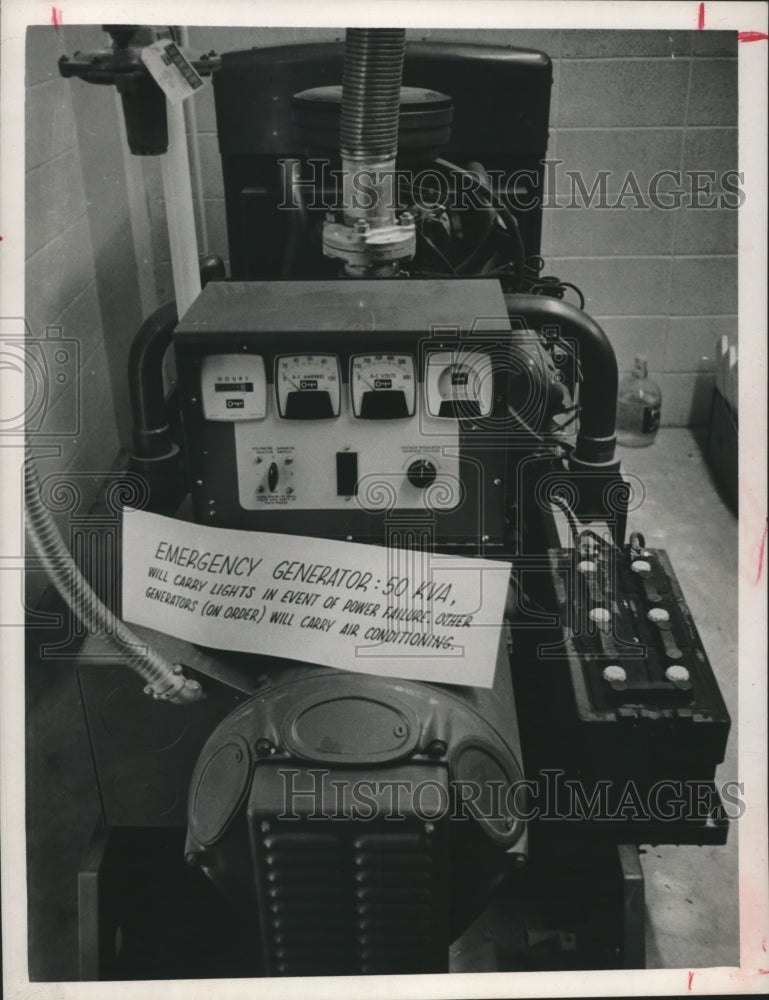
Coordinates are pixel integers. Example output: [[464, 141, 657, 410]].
[[407, 459, 437, 489], [268, 462, 279, 492]]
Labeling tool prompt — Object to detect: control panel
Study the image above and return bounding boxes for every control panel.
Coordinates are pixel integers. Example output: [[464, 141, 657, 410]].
[[174, 279, 513, 545], [201, 349, 475, 512]]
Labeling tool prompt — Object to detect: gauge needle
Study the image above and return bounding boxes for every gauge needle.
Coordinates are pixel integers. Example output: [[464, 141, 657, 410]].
[[288, 377, 302, 390], [361, 377, 376, 390]]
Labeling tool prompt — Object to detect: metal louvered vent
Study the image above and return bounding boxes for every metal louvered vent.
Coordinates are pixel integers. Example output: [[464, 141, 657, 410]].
[[254, 821, 448, 976], [352, 830, 441, 975]]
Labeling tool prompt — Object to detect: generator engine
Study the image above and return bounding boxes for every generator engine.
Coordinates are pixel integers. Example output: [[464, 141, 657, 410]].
[[44, 25, 732, 980]]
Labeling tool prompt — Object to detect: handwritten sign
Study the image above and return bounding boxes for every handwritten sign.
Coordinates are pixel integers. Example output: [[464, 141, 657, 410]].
[[121, 509, 512, 687]]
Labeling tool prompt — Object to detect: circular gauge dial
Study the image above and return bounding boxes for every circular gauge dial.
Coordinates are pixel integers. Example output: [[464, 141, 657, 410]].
[[425, 351, 493, 418], [276, 354, 340, 419], [436, 362, 480, 403], [351, 354, 416, 419]]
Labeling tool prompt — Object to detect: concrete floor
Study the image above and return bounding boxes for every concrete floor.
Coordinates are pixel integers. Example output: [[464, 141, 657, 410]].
[[614, 429, 739, 970], [23, 427, 738, 980]]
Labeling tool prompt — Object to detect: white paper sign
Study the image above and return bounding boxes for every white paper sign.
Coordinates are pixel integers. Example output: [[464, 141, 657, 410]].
[[121, 509, 512, 687]]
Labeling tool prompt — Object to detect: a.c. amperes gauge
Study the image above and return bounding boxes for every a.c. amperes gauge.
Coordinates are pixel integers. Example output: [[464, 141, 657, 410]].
[[350, 353, 416, 418], [276, 354, 341, 419]]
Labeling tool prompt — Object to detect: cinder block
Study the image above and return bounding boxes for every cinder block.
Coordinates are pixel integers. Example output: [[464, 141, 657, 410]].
[[688, 60, 738, 126], [26, 146, 88, 259], [682, 129, 738, 189], [561, 30, 691, 59], [664, 316, 737, 372], [692, 31, 738, 57], [555, 129, 683, 197], [597, 316, 667, 372], [558, 59, 689, 127], [25, 216, 97, 335], [673, 206, 738, 255], [547, 255, 672, 316], [26, 77, 78, 171], [669, 256, 737, 315], [545, 204, 675, 256], [25, 25, 70, 88]]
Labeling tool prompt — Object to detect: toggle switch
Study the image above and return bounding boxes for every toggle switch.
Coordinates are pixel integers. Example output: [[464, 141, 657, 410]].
[[336, 451, 358, 496], [268, 462, 279, 492]]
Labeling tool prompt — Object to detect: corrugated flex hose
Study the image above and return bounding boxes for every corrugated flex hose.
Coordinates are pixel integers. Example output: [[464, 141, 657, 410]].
[[340, 27, 406, 163], [24, 448, 202, 705]]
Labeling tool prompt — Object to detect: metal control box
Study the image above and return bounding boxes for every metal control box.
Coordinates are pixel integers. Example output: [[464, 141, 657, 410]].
[[174, 279, 518, 552]]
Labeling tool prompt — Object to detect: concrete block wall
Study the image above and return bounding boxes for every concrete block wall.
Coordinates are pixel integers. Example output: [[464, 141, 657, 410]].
[[149, 26, 737, 427], [24, 25, 156, 605], [541, 29, 738, 427]]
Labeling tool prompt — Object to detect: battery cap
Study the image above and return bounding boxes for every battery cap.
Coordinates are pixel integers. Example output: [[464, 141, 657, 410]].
[[577, 560, 597, 574], [647, 607, 670, 623], [589, 607, 611, 623], [630, 559, 652, 577], [603, 665, 627, 683], [665, 665, 690, 683]]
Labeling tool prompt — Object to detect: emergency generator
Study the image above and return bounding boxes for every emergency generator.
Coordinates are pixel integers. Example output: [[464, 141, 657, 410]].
[[27, 26, 731, 980]]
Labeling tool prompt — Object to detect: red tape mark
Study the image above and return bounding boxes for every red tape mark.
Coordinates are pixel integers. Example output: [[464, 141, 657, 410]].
[[757, 518, 768, 585], [688, 970, 695, 990], [697, 3, 705, 29], [51, 7, 62, 34], [739, 31, 769, 42]]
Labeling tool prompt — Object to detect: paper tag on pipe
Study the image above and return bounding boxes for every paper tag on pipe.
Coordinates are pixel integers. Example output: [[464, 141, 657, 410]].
[[141, 40, 205, 104], [121, 508, 511, 688]]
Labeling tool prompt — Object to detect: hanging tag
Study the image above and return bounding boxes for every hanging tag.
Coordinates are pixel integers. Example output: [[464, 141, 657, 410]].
[[141, 39, 205, 104]]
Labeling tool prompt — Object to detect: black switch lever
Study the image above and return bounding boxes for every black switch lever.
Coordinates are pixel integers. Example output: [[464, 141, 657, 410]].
[[336, 452, 358, 496]]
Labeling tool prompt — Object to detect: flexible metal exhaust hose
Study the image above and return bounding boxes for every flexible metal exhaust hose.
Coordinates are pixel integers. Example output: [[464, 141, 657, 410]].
[[340, 28, 406, 162], [24, 450, 202, 704]]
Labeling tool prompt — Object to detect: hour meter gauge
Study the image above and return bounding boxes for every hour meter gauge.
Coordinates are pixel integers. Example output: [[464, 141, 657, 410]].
[[350, 353, 416, 418], [425, 350, 494, 418], [276, 354, 341, 419], [200, 354, 267, 421]]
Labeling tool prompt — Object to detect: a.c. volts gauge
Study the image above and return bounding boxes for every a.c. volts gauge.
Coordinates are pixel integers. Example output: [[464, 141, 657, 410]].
[[350, 354, 416, 418], [276, 354, 341, 419]]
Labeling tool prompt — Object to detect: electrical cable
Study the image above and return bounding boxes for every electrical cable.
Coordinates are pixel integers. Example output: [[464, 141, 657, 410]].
[[417, 219, 457, 274], [549, 493, 581, 549], [433, 157, 526, 290]]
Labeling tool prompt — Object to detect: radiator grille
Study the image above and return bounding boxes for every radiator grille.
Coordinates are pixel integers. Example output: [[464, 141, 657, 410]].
[[255, 822, 447, 976]]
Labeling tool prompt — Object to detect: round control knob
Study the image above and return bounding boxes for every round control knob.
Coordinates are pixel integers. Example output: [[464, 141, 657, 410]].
[[603, 665, 627, 683], [647, 607, 670, 624], [267, 461, 279, 492], [665, 665, 690, 683], [407, 459, 437, 489]]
